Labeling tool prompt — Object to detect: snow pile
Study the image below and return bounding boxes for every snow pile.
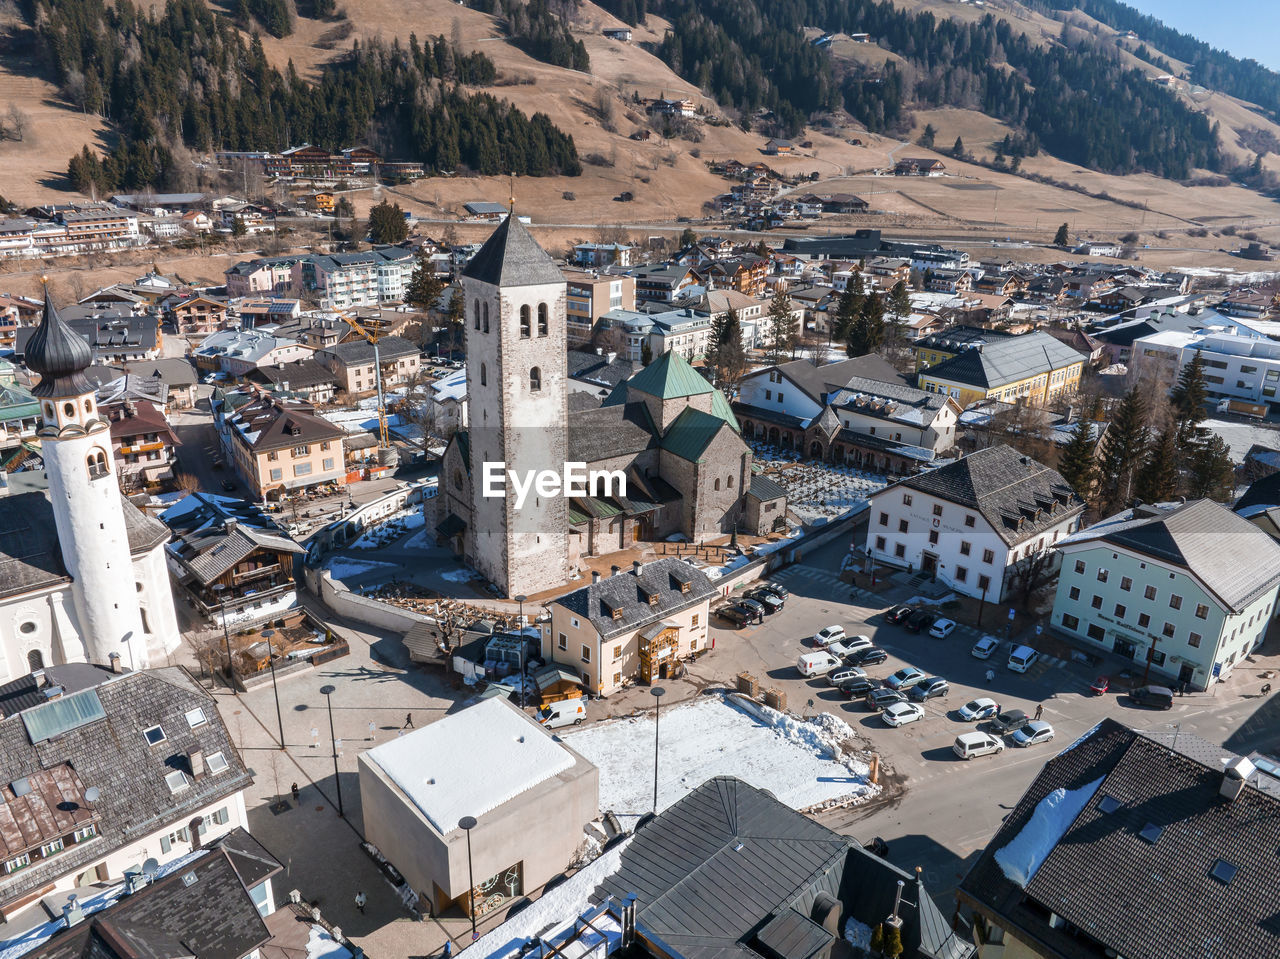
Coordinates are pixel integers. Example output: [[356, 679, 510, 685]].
[[441, 568, 478, 583], [326, 557, 397, 580], [844, 917, 874, 953], [994, 776, 1104, 887], [562, 694, 874, 814], [305, 926, 352, 959]]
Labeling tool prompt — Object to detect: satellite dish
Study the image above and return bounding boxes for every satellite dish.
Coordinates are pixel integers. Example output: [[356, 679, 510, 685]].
[[84, 787, 100, 804], [142, 858, 160, 879]]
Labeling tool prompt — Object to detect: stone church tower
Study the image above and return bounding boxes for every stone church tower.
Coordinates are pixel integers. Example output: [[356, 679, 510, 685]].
[[460, 215, 569, 597], [28, 290, 153, 669]]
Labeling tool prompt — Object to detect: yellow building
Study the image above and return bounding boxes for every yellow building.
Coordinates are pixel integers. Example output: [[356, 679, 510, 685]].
[[916, 331, 1085, 407], [546, 558, 717, 696]]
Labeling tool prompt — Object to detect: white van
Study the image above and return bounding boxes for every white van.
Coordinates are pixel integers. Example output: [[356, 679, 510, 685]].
[[537, 698, 587, 728], [1007, 645, 1039, 673], [798, 651, 842, 677], [953, 731, 1005, 760]]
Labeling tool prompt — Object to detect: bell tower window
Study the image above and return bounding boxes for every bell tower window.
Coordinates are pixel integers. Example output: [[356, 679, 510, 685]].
[[530, 367, 541, 392], [537, 304, 548, 336], [63, 402, 75, 418], [483, 302, 490, 334], [87, 449, 109, 480], [520, 305, 531, 338], [473, 300, 481, 330]]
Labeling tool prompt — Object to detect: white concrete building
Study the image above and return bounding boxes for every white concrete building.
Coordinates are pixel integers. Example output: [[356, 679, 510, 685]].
[[1131, 327, 1280, 405], [865, 445, 1085, 601]]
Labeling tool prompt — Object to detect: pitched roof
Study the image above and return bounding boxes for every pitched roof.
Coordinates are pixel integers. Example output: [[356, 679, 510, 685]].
[[461, 215, 565, 287], [893, 445, 1084, 547], [762, 354, 906, 405], [161, 492, 303, 585], [958, 719, 1280, 959], [621, 350, 715, 401], [317, 334, 418, 365], [661, 407, 733, 462], [1234, 471, 1280, 513], [567, 403, 657, 462], [748, 474, 786, 501], [556, 558, 717, 639], [920, 332, 1085, 389], [1061, 499, 1280, 613]]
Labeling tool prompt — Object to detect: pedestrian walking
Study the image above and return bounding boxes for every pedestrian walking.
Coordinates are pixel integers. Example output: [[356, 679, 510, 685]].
[[403, 713, 414, 729], [354, 891, 366, 914], [290, 782, 300, 802], [1034, 704, 1043, 721]]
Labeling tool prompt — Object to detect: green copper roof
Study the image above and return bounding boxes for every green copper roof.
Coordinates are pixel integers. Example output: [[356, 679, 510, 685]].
[[661, 407, 731, 462], [710, 390, 738, 430], [625, 351, 714, 401]]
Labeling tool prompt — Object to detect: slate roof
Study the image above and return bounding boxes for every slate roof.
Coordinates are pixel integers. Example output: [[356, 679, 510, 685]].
[[914, 325, 1012, 354], [223, 391, 345, 453], [567, 403, 657, 463], [0, 664, 111, 720], [661, 407, 733, 462], [919, 332, 1085, 390], [0, 492, 168, 601], [892, 445, 1084, 547], [748, 475, 786, 501], [958, 719, 1280, 959], [0, 668, 252, 909], [161, 492, 303, 585], [461, 215, 566, 288], [317, 334, 418, 366], [762, 354, 907, 406], [567, 350, 638, 389], [555, 558, 717, 640], [26, 293, 94, 399], [1060, 499, 1280, 613], [245, 359, 339, 391], [1234, 471, 1280, 513]]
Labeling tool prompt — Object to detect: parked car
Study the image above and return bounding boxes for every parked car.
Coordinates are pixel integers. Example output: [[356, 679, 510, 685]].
[[828, 666, 867, 687], [839, 677, 878, 698], [1007, 645, 1040, 673], [957, 697, 999, 722], [737, 597, 766, 620], [881, 702, 925, 727], [1090, 676, 1110, 696], [866, 688, 908, 710], [928, 618, 957, 639], [844, 646, 889, 667], [718, 604, 756, 625], [759, 582, 790, 600], [886, 605, 916, 625], [827, 635, 873, 658], [970, 636, 1000, 660], [797, 651, 843, 677], [905, 609, 937, 633], [1010, 721, 1055, 748], [746, 588, 784, 613], [953, 731, 1005, 760], [1129, 685, 1175, 710], [910, 677, 950, 701], [885, 666, 927, 690], [990, 709, 1029, 733], [813, 625, 846, 647]]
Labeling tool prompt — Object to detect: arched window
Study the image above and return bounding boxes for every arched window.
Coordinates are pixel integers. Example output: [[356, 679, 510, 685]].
[[537, 303, 549, 336], [714, 478, 721, 491], [483, 302, 490, 334], [529, 367, 541, 392], [63, 402, 74, 418], [84, 399, 93, 415], [27, 649, 43, 671], [473, 299, 481, 330], [520, 305, 531, 338], [727, 476, 734, 489], [453, 469, 464, 490], [480, 363, 487, 387], [86, 449, 108, 480]]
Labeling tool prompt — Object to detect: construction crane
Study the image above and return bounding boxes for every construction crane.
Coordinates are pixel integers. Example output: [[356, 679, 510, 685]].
[[343, 312, 397, 465]]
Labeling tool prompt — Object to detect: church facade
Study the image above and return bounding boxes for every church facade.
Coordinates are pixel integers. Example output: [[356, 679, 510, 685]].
[[0, 292, 178, 682], [436, 217, 772, 598]]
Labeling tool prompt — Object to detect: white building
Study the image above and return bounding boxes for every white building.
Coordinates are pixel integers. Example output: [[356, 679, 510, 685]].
[[1130, 327, 1280, 406], [865, 445, 1085, 601]]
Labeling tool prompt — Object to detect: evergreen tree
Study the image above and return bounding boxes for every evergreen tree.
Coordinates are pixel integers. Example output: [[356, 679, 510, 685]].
[[1135, 429, 1179, 504], [678, 226, 697, 248], [444, 287, 466, 349], [767, 288, 797, 360], [708, 307, 747, 391], [1053, 222, 1070, 246], [845, 293, 885, 357], [368, 200, 409, 244], [1187, 434, 1236, 502], [833, 278, 864, 344], [917, 123, 936, 148], [1170, 349, 1209, 446], [231, 216, 247, 237], [406, 250, 447, 312], [641, 341, 653, 366], [951, 136, 965, 158], [1056, 418, 1098, 505], [883, 923, 904, 959], [886, 279, 911, 352], [1098, 386, 1149, 514]]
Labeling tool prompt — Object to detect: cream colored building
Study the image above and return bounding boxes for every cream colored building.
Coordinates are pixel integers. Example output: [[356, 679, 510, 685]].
[[213, 388, 347, 498], [547, 558, 718, 696]]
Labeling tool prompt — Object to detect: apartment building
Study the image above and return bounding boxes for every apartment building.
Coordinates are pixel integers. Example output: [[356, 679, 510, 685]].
[[213, 388, 347, 497], [917, 331, 1086, 406], [192, 329, 312, 379], [316, 335, 420, 395], [1131, 327, 1280, 404], [564, 270, 636, 346]]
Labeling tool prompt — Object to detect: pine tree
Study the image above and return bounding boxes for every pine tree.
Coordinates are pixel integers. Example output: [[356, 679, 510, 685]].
[[641, 341, 653, 366], [846, 293, 885, 356], [708, 307, 747, 391], [1134, 428, 1179, 504], [678, 226, 697, 248], [1056, 418, 1098, 505], [917, 123, 936, 148], [833, 280, 863, 344], [368, 199, 409, 244], [1053, 222, 1070, 246], [231, 216, 247, 237], [869, 925, 884, 956], [886, 279, 911, 352], [1098, 386, 1149, 514], [406, 249, 447, 312], [1170, 349, 1209, 446], [884, 923, 904, 958], [951, 136, 965, 158], [1187, 434, 1236, 502], [767, 288, 797, 361]]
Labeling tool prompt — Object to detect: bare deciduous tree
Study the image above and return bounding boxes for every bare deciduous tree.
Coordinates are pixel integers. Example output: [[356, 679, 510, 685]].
[[4, 103, 29, 142]]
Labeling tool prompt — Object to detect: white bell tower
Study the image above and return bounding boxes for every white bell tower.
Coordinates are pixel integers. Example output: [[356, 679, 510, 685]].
[[28, 288, 149, 669]]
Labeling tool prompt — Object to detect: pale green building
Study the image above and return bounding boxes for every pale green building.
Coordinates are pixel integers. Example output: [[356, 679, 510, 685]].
[[1051, 499, 1280, 690]]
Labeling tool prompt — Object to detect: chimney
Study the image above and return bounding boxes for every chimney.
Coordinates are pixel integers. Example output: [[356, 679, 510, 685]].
[[632, 560, 643, 576], [62, 895, 83, 928], [611, 565, 621, 577], [592, 570, 601, 584], [596, 347, 603, 356], [108, 652, 122, 674], [189, 749, 205, 779], [606, 352, 617, 364], [31, 668, 45, 687], [224, 518, 238, 535], [1221, 756, 1255, 801]]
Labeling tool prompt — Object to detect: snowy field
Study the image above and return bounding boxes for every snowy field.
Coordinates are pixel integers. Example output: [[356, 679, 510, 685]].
[[561, 694, 875, 814], [752, 445, 889, 523]]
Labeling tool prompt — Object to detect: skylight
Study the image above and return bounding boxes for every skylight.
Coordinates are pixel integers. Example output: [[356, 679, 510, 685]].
[[144, 725, 166, 746], [206, 751, 229, 774], [185, 708, 207, 729], [1210, 859, 1238, 885], [164, 770, 189, 794], [1098, 795, 1121, 814], [1139, 822, 1164, 843]]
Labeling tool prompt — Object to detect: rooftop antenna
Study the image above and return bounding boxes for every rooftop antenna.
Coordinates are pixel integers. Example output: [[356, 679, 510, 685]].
[[509, 173, 516, 215]]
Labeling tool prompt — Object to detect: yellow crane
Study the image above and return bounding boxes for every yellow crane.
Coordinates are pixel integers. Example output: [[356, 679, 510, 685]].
[[343, 312, 394, 458]]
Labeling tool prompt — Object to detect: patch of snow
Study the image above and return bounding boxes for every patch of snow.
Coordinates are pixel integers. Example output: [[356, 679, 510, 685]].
[[440, 568, 478, 583], [220, 590, 298, 627], [305, 926, 353, 959], [844, 917, 873, 953], [561, 694, 874, 814], [326, 557, 397, 580], [994, 776, 1104, 887], [403, 528, 436, 551]]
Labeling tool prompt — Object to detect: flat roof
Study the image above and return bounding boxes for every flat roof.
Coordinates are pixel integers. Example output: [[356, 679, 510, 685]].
[[364, 698, 575, 833]]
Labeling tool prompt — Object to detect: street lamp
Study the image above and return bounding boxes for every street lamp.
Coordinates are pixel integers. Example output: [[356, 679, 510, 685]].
[[514, 595, 527, 709], [319, 685, 343, 817], [458, 816, 479, 941], [261, 629, 286, 750], [650, 686, 666, 813], [977, 579, 989, 629], [211, 584, 237, 695]]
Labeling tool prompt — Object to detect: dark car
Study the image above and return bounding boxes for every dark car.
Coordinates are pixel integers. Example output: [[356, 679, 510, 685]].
[[746, 588, 784, 612], [885, 605, 916, 625], [1129, 685, 1174, 710], [905, 609, 937, 633], [759, 582, 790, 601], [866, 688, 908, 711], [990, 709, 1029, 733], [718, 604, 755, 625], [737, 597, 766, 620], [844, 646, 889, 667], [910, 677, 950, 701], [839, 677, 878, 698]]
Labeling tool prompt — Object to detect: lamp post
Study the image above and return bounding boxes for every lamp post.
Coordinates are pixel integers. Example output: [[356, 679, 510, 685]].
[[211, 584, 237, 695], [261, 629, 286, 750], [977, 580, 989, 629], [514, 595, 528, 709], [650, 686, 666, 813], [319, 684, 343, 817], [458, 816, 479, 941]]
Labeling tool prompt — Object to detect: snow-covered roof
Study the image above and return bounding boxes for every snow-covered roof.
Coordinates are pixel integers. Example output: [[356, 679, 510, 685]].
[[363, 698, 577, 833]]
